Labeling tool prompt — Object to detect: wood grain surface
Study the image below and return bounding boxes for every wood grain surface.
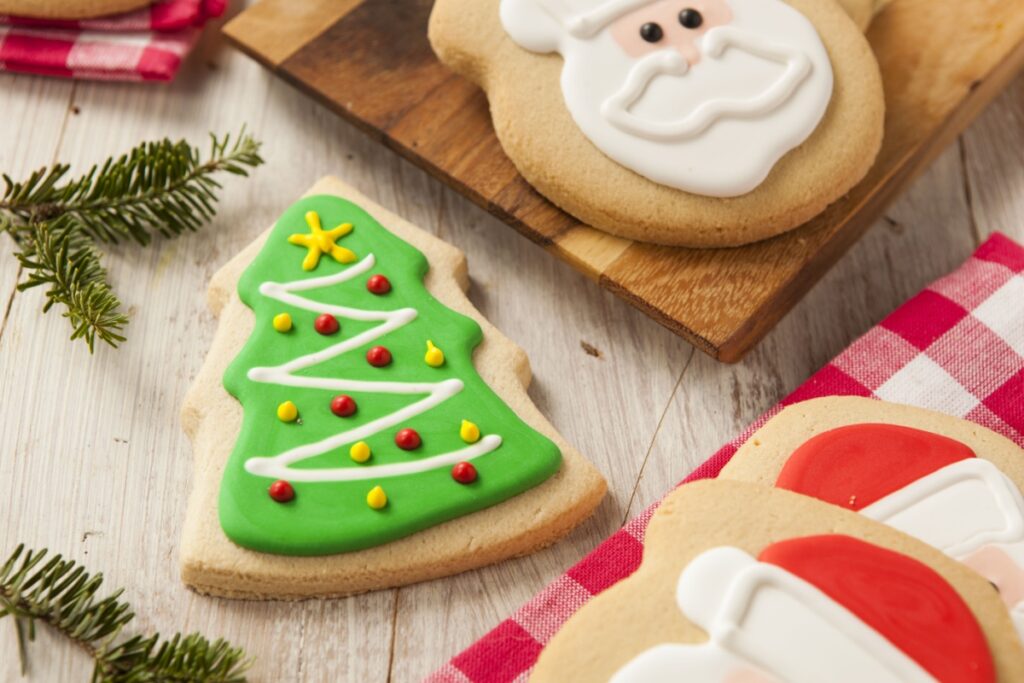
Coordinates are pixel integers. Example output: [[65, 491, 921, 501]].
[[1, 2, 1023, 681], [224, 0, 1024, 361]]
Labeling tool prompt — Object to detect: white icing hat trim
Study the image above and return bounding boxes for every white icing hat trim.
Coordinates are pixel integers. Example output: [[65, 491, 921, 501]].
[[612, 547, 936, 683], [861, 458, 1024, 557], [564, 0, 661, 38]]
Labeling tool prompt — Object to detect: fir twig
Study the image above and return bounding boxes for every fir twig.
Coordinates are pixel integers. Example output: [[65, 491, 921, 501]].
[[0, 545, 251, 682], [0, 129, 263, 352], [13, 217, 128, 351]]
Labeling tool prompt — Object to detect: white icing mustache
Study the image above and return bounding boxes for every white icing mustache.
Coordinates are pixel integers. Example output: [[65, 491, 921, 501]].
[[601, 26, 813, 141]]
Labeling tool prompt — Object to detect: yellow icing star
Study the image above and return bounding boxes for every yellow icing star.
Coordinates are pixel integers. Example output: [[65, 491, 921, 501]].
[[288, 211, 356, 271]]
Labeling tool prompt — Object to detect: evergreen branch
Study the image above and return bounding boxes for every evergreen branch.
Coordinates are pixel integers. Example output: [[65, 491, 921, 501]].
[[12, 217, 128, 352], [0, 129, 263, 246], [0, 128, 263, 352], [1, 545, 251, 682]]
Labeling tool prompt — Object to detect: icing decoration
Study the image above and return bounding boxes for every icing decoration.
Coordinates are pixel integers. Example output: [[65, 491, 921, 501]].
[[367, 274, 391, 294], [460, 419, 481, 444], [272, 313, 292, 332], [612, 536, 994, 683], [314, 313, 340, 336], [288, 210, 355, 271], [777, 423, 1024, 639], [395, 428, 422, 451], [499, 0, 834, 197], [276, 401, 298, 423], [452, 462, 478, 484], [330, 394, 357, 418], [366, 485, 388, 509], [220, 196, 561, 555], [350, 441, 371, 463], [366, 345, 392, 367], [678, 8, 702, 29], [776, 424, 975, 510], [268, 480, 295, 503], [639, 21, 662, 43], [761, 536, 993, 682], [424, 340, 445, 367]]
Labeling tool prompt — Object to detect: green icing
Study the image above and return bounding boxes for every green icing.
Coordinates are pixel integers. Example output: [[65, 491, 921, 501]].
[[219, 195, 562, 555]]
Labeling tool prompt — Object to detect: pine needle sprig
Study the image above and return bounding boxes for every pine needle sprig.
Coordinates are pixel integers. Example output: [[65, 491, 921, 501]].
[[0, 545, 251, 682], [13, 217, 128, 351], [0, 130, 263, 246], [0, 129, 263, 352]]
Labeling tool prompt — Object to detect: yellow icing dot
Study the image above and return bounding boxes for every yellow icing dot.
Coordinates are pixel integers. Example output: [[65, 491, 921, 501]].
[[350, 441, 371, 463], [287, 211, 356, 271], [460, 419, 481, 444], [424, 340, 445, 367], [277, 401, 298, 422], [272, 313, 293, 332], [366, 485, 388, 510]]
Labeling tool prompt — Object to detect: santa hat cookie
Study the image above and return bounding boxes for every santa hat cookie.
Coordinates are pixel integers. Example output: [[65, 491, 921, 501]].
[[530, 481, 1024, 681], [721, 397, 1024, 640], [429, 0, 885, 247], [179, 177, 606, 599]]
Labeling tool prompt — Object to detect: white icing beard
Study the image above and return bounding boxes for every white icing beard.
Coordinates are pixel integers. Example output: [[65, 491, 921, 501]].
[[502, 0, 834, 197], [610, 547, 936, 683]]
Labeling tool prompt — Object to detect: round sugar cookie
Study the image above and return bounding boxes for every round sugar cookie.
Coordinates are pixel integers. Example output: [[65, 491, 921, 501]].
[[429, 0, 886, 247], [0, 0, 150, 19]]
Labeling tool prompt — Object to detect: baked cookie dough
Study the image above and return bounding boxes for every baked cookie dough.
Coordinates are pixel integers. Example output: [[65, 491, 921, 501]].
[[0, 0, 149, 19], [531, 480, 1024, 682], [180, 177, 606, 599], [429, 0, 885, 247]]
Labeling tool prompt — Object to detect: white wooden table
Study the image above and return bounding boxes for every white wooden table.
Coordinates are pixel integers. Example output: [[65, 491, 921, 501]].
[[1, 7, 1022, 681]]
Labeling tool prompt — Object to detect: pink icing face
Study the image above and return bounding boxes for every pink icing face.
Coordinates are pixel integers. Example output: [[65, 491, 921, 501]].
[[609, 0, 733, 65]]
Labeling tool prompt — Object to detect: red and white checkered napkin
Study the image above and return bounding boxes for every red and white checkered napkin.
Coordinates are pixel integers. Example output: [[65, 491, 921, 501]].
[[428, 232, 1024, 683], [0, 0, 225, 81]]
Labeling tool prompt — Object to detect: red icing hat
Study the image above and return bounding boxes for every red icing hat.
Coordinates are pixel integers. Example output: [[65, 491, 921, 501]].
[[775, 423, 976, 510], [760, 535, 994, 683]]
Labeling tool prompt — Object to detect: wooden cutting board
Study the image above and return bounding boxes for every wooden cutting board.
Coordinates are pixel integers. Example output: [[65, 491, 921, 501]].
[[224, 0, 1024, 362]]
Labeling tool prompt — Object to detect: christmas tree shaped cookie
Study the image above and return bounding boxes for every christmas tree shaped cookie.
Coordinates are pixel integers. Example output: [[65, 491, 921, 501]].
[[181, 177, 605, 598]]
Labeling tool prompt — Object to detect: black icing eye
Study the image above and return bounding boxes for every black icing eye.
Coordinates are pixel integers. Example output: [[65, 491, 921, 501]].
[[639, 22, 664, 43], [679, 8, 704, 29]]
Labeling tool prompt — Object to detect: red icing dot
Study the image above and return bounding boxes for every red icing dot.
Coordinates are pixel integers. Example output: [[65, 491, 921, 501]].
[[366, 346, 392, 367], [451, 462, 477, 484], [314, 313, 339, 335], [395, 428, 421, 450], [330, 395, 357, 417], [776, 424, 976, 511], [268, 480, 295, 503], [367, 274, 392, 294], [760, 535, 994, 683]]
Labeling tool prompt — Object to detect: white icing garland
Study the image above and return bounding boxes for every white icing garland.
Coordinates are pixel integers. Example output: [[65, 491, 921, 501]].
[[242, 253, 503, 483]]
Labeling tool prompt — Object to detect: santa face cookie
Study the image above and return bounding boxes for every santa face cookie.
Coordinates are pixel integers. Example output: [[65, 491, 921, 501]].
[[720, 397, 1024, 639], [530, 481, 1024, 682], [180, 177, 606, 598], [501, 0, 834, 198], [429, 0, 885, 246]]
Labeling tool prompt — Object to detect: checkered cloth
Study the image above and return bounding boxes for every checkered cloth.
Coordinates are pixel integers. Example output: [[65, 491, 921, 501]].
[[428, 232, 1024, 683], [0, 0, 225, 81]]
